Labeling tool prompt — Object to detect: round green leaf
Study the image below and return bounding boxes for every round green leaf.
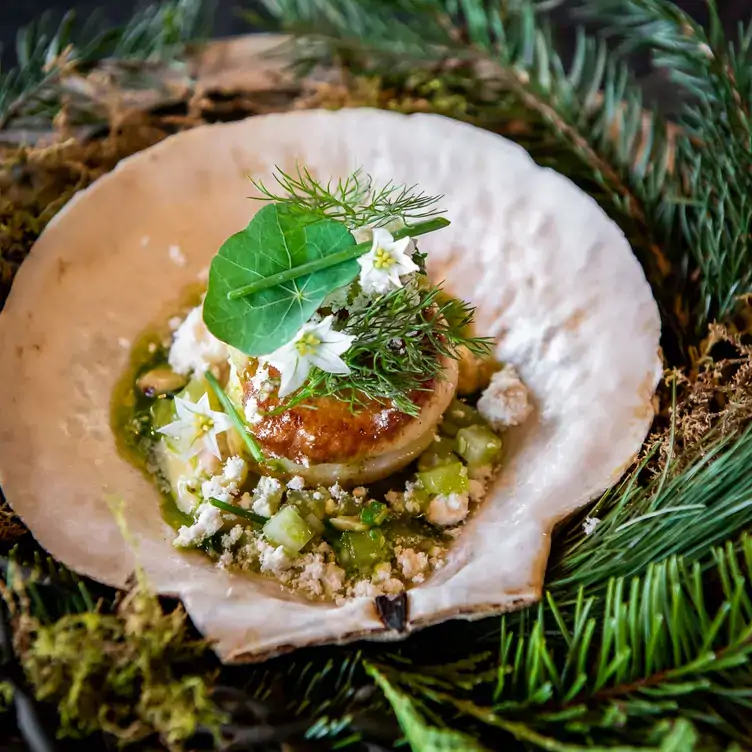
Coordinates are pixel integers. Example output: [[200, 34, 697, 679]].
[[203, 204, 358, 356]]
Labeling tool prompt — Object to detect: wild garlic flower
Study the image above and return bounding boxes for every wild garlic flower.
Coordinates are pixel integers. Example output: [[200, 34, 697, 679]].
[[263, 315, 355, 398], [357, 228, 419, 295], [158, 393, 233, 460]]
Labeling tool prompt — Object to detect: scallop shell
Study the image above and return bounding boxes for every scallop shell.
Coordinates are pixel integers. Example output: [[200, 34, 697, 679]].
[[0, 109, 661, 662]]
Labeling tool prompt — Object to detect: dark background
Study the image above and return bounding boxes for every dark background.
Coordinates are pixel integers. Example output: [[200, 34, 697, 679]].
[[1, 1, 751, 111]]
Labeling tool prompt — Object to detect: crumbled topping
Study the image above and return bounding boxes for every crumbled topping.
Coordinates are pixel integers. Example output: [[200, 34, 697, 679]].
[[200, 455, 247, 503], [583, 516, 601, 536], [468, 479, 486, 503], [244, 396, 262, 425], [174, 502, 223, 547], [477, 365, 532, 430], [221, 524, 244, 549], [426, 492, 470, 526], [396, 548, 429, 583], [168, 305, 229, 376], [251, 476, 283, 518], [287, 475, 306, 491]]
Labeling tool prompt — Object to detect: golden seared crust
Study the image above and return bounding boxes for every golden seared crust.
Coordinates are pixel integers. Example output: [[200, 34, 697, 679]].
[[243, 361, 446, 465]]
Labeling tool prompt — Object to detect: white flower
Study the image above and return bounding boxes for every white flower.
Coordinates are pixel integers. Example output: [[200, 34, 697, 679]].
[[357, 228, 419, 295], [263, 315, 355, 398], [158, 393, 233, 460]]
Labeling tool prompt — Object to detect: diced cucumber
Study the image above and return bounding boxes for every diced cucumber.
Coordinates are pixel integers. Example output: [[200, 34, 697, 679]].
[[455, 425, 502, 467], [329, 515, 370, 532], [337, 529, 388, 573], [360, 501, 389, 527], [288, 490, 326, 520], [263, 506, 314, 552], [417, 462, 469, 496], [440, 399, 487, 437], [417, 436, 461, 471], [305, 513, 326, 534]]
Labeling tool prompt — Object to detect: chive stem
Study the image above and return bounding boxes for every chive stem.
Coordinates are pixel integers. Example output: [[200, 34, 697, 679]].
[[204, 370, 265, 464], [227, 217, 450, 300], [209, 498, 267, 525]]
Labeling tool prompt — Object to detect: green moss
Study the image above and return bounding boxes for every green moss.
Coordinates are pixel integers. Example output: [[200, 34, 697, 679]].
[[14, 586, 223, 746]]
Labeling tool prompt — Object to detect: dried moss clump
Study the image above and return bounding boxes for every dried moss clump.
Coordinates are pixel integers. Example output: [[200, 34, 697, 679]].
[[5, 582, 223, 747]]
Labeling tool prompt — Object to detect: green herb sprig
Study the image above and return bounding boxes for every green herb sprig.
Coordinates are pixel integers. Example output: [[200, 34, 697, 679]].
[[203, 170, 451, 357], [251, 165, 444, 229], [284, 281, 492, 416]]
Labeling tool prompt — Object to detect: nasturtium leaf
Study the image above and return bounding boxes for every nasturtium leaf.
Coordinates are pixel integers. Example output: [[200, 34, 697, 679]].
[[203, 204, 358, 356]]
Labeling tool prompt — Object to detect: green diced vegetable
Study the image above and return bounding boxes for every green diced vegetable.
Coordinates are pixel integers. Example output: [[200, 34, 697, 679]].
[[360, 501, 389, 526], [329, 515, 369, 532], [417, 436, 461, 471], [440, 399, 487, 437], [304, 513, 326, 534], [417, 462, 469, 496], [338, 529, 388, 573], [263, 506, 314, 552], [288, 490, 326, 520], [455, 425, 502, 467]]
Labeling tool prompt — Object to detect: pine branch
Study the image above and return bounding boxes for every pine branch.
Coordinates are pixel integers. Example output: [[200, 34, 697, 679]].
[[0, 0, 213, 131], [578, 0, 752, 328], [372, 534, 752, 749]]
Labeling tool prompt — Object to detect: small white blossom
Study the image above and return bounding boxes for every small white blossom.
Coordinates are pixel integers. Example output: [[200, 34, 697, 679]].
[[263, 315, 355, 398], [357, 228, 419, 295], [158, 393, 233, 460]]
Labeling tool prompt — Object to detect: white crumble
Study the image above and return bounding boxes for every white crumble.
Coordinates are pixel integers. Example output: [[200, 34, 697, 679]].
[[477, 365, 532, 430], [168, 244, 187, 267], [251, 476, 283, 518], [221, 524, 244, 550], [244, 396, 262, 425], [287, 475, 306, 491], [396, 548, 429, 583], [168, 305, 229, 376], [583, 516, 601, 536], [174, 502, 223, 547], [426, 492, 470, 526], [200, 456, 247, 503], [468, 479, 486, 503], [329, 483, 346, 501]]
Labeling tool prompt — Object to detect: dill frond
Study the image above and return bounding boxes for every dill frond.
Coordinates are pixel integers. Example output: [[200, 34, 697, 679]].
[[288, 280, 492, 415], [251, 165, 445, 229]]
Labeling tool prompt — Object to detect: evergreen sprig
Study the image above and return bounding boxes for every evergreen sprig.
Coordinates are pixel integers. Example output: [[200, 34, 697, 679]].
[[0, 0, 212, 131], [372, 535, 752, 750], [579, 0, 752, 328]]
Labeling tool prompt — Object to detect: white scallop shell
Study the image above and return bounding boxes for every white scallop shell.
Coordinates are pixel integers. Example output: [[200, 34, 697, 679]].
[[0, 109, 661, 661]]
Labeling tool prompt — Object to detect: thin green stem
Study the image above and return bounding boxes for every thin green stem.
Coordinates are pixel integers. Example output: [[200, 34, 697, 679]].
[[226, 217, 450, 300], [208, 498, 267, 525], [203, 370, 265, 464]]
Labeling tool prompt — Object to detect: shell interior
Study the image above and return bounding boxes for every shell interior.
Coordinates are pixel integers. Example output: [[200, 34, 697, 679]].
[[0, 109, 662, 662]]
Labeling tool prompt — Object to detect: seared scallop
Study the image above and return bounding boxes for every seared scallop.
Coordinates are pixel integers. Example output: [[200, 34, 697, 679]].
[[227, 353, 459, 486]]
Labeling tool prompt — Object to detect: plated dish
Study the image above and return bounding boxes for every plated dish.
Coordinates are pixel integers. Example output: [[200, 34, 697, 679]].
[[115, 168, 533, 601], [0, 109, 662, 661]]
